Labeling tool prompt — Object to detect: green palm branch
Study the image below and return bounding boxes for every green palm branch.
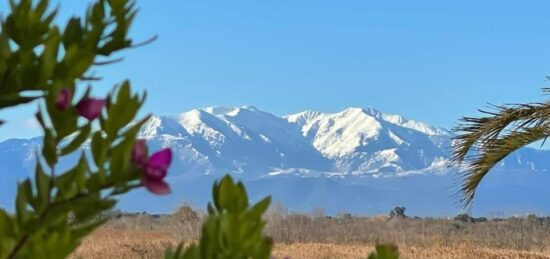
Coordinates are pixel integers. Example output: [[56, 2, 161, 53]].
[[452, 88, 550, 208]]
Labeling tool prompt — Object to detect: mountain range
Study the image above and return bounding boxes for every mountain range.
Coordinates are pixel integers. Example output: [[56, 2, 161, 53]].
[[2, 106, 550, 216]]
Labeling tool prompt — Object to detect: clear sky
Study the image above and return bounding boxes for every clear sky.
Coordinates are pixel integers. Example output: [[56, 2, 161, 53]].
[[2, 0, 550, 140]]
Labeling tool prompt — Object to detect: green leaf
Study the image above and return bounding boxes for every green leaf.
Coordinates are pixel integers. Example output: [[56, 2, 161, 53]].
[[39, 27, 60, 83], [91, 131, 106, 169], [34, 162, 51, 213], [55, 154, 89, 201], [368, 244, 400, 259], [0, 208, 15, 237], [170, 175, 273, 259], [0, 93, 40, 109], [63, 18, 83, 48], [42, 129, 57, 168], [1, 0, 153, 257], [122, 115, 151, 139], [35, 110, 46, 129], [59, 124, 91, 156], [250, 197, 271, 218], [15, 180, 33, 225], [109, 135, 136, 182], [70, 196, 116, 224], [103, 81, 142, 137]]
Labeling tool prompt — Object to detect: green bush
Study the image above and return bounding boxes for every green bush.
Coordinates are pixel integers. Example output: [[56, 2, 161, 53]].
[[367, 244, 399, 259], [0, 1, 400, 258], [165, 175, 273, 259], [0, 0, 171, 258], [454, 214, 474, 223], [389, 207, 406, 219]]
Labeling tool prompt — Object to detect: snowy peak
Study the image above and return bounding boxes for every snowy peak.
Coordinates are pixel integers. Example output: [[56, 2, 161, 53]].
[[350, 107, 451, 137], [200, 105, 260, 117], [140, 115, 189, 139], [285, 110, 323, 126], [3, 106, 550, 216], [136, 106, 456, 177], [5, 105, 549, 182], [285, 107, 451, 137], [284, 107, 450, 161], [305, 108, 383, 158]]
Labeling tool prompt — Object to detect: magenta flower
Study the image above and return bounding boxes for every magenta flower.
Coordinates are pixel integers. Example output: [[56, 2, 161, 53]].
[[143, 178, 171, 195], [143, 149, 172, 195], [55, 88, 71, 110], [75, 97, 105, 121], [131, 139, 148, 166], [144, 149, 172, 180], [131, 141, 172, 195]]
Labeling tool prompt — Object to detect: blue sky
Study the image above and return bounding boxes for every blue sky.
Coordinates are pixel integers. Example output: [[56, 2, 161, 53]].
[[2, 0, 550, 140]]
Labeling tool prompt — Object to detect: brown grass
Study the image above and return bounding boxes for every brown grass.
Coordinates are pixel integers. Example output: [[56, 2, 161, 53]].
[[71, 207, 550, 258], [73, 229, 550, 259], [71, 229, 178, 259]]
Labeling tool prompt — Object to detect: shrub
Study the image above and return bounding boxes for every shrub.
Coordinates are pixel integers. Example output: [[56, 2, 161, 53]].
[[170, 204, 202, 242], [0, 0, 171, 258], [368, 244, 400, 259], [389, 207, 406, 219], [165, 175, 273, 259], [454, 214, 474, 223], [339, 212, 353, 220], [0, 1, 400, 258], [474, 217, 488, 223]]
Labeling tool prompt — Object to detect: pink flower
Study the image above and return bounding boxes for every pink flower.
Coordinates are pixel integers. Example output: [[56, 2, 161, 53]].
[[131, 141, 172, 195], [143, 178, 171, 195], [144, 149, 172, 180], [55, 88, 71, 110], [131, 139, 148, 166], [75, 97, 105, 120]]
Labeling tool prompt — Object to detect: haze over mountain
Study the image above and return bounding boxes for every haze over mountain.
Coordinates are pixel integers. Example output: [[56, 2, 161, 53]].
[[2, 106, 550, 216]]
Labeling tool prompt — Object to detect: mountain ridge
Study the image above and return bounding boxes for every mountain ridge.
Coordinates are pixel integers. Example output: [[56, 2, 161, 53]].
[[2, 106, 550, 215], [137, 106, 456, 177]]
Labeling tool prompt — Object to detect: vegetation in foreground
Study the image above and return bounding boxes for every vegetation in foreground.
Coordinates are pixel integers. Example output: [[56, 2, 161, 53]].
[[3, 0, 550, 257], [72, 206, 550, 259], [74, 230, 550, 259]]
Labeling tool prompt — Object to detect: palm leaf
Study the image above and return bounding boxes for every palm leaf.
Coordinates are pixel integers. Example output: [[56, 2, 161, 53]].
[[453, 89, 550, 208], [457, 125, 550, 207]]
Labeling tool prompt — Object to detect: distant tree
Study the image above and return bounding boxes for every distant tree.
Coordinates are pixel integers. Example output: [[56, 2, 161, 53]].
[[453, 88, 550, 208], [389, 207, 407, 219], [311, 208, 326, 219], [474, 217, 488, 223], [454, 213, 474, 223], [338, 212, 353, 220]]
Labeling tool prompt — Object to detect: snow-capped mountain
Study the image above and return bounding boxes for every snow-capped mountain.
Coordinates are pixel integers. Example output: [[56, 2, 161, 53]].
[[138, 106, 455, 179], [285, 107, 452, 176], [2, 106, 550, 216]]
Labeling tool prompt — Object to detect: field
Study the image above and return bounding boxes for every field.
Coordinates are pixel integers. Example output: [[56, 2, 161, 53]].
[[73, 229, 550, 259], [71, 206, 550, 258]]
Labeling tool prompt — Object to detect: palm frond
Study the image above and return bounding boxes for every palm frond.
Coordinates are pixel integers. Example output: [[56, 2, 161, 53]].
[[452, 90, 550, 208], [453, 102, 550, 163], [457, 125, 550, 207]]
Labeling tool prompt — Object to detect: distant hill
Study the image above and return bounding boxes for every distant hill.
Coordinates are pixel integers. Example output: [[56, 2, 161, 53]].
[[2, 106, 550, 216]]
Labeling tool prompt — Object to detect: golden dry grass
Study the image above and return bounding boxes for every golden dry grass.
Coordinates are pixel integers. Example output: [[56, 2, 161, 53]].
[[72, 229, 178, 259], [73, 229, 550, 259]]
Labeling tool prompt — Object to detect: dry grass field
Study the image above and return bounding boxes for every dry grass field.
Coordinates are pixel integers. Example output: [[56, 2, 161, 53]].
[[70, 206, 550, 258], [73, 229, 550, 259]]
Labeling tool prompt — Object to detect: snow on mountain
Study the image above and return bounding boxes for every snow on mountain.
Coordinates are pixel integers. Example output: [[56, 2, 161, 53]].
[[284, 107, 452, 175], [0, 106, 542, 181], [133, 105, 547, 179], [136, 106, 458, 178], [138, 106, 330, 177], [2, 106, 550, 215]]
